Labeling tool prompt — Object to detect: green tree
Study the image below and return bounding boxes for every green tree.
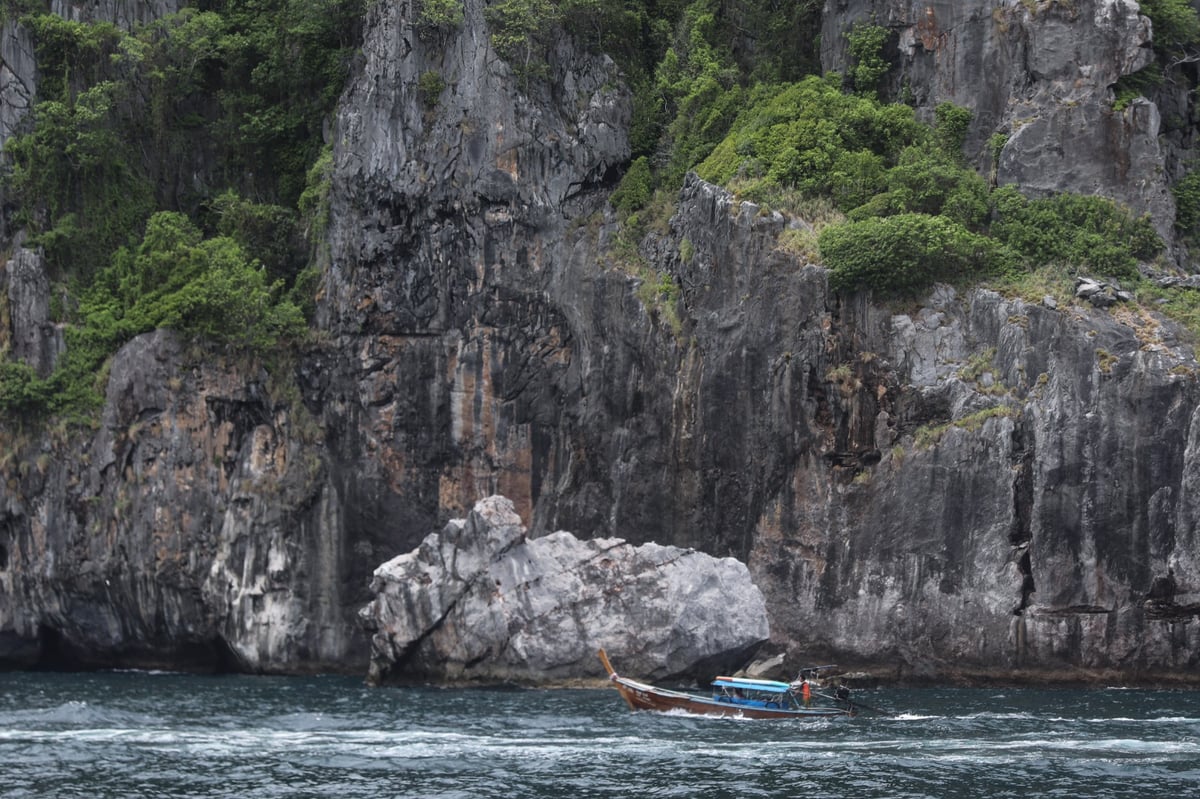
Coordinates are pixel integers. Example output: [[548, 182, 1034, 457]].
[[933, 102, 972, 159], [829, 149, 886, 211], [417, 0, 464, 31], [212, 0, 364, 204], [86, 211, 306, 350], [696, 75, 926, 199], [876, 142, 990, 228], [610, 156, 654, 216], [1138, 0, 1200, 53], [485, 0, 562, 86], [210, 191, 302, 285], [1172, 168, 1200, 247], [4, 79, 153, 279], [846, 22, 889, 97]]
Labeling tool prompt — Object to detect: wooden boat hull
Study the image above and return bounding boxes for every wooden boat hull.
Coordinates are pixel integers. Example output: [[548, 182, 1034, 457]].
[[599, 649, 853, 720], [611, 675, 850, 719]]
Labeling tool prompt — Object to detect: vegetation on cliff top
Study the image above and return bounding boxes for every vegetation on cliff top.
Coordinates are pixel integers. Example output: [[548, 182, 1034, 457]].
[[598, 7, 1174, 299], [1, 0, 1198, 420], [0, 0, 361, 417]]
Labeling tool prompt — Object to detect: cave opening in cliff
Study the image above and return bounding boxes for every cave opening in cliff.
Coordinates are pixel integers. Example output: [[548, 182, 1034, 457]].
[[206, 636, 244, 675], [1014, 549, 1036, 615], [0, 543, 7, 570], [32, 625, 67, 670]]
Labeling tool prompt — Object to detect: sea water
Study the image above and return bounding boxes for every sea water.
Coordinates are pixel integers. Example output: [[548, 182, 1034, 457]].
[[1, 670, 1198, 798]]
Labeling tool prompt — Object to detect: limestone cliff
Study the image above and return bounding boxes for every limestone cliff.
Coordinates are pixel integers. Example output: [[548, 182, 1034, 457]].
[[821, 0, 1176, 240], [1, 0, 1199, 683]]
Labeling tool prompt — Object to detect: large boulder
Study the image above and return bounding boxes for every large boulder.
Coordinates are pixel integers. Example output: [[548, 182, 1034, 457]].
[[359, 496, 769, 684]]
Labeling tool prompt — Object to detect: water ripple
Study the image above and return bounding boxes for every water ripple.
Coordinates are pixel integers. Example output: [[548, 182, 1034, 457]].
[[2, 675, 1200, 798]]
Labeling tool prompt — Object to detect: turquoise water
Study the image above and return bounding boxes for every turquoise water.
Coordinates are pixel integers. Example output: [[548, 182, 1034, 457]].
[[1, 671, 1198, 797]]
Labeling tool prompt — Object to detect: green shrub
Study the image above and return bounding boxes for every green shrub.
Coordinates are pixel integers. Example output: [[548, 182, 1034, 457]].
[[819, 213, 1015, 295], [989, 187, 1162, 280], [417, 69, 446, 107], [1173, 168, 1200, 246], [829, 149, 887, 211], [21, 14, 123, 103], [210, 191, 302, 285], [0, 362, 52, 418], [882, 143, 990, 228], [1112, 65, 1163, 111], [696, 75, 927, 197], [298, 145, 334, 234], [417, 0, 464, 31], [85, 211, 306, 351], [933, 102, 972, 158], [484, 0, 561, 86], [988, 133, 1008, 163], [610, 157, 654, 216]]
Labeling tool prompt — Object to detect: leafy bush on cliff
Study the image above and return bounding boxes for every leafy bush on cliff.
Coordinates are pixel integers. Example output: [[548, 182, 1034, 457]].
[[485, 0, 562, 85], [84, 212, 306, 351], [849, 142, 990, 228], [821, 185, 1159, 294], [610, 156, 654, 216], [988, 187, 1161, 282], [416, 0, 464, 33], [6, 2, 360, 266], [691, 61, 1161, 293], [0, 211, 305, 418], [4, 14, 149, 278], [818, 214, 1016, 295], [696, 75, 926, 200], [1172, 168, 1200, 248], [846, 22, 889, 97]]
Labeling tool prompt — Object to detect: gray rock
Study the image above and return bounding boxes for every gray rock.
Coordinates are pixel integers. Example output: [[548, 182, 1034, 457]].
[[2, 248, 63, 377], [1155, 275, 1200, 290], [0, 21, 35, 147], [48, 0, 182, 29], [0, 329, 352, 673], [1075, 276, 1132, 307], [359, 496, 769, 684]]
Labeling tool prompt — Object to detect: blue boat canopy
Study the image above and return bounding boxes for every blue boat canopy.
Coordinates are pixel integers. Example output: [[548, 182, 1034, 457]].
[[711, 677, 793, 694]]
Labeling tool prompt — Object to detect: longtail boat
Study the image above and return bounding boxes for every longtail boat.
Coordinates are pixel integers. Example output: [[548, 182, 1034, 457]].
[[598, 649, 855, 720]]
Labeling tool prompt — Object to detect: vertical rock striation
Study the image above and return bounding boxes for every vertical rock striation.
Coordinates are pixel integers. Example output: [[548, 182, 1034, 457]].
[[2, 248, 63, 378]]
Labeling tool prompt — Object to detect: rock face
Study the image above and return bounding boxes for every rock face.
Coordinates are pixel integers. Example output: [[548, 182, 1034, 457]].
[[820, 0, 1175, 239], [2, 249, 64, 377], [360, 495, 769, 684], [0, 20, 35, 240], [0, 20, 35, 148], [668, 175, 1200, 681], [1, 0, 1200, 684], [0, 329, 353, 672]]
